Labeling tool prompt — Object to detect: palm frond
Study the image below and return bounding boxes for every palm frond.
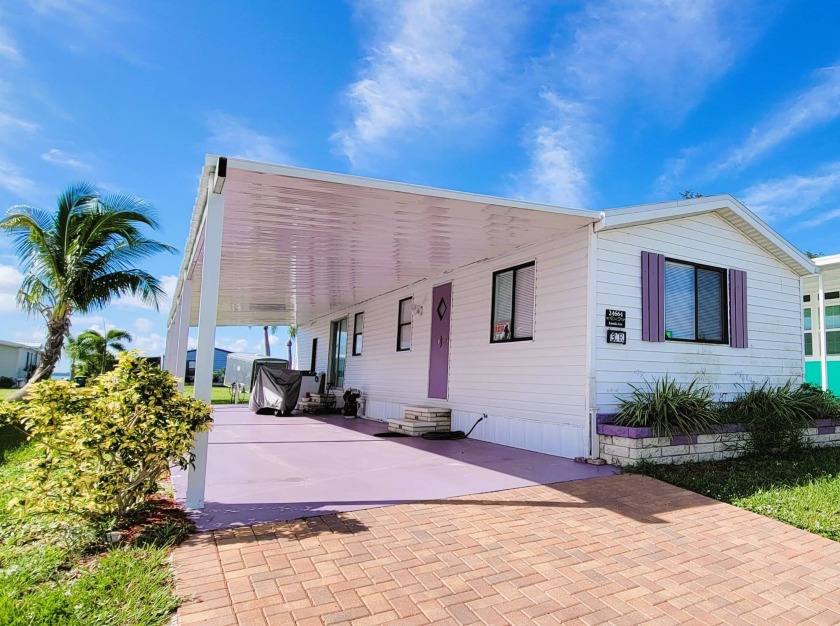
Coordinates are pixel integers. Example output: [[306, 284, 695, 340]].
[[80, 270, 166, 312]]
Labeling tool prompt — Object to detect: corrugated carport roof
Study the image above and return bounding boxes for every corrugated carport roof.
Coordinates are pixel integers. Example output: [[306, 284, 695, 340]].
[[169, 156, 601, 327]]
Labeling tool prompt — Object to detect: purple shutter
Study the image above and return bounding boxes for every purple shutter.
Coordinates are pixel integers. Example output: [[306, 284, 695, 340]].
[[729, 269, 748, 348], [641, 251, 665, 342]]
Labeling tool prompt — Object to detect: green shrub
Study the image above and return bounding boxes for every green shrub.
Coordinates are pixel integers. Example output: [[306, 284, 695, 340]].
[[8, 352, 213, 523], [613, 376, 718, 437], [0, 375, 16, 388], [723, 380, 839, 456]]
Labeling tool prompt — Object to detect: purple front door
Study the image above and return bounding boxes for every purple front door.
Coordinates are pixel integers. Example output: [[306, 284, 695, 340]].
[[428, 282, 452, 399]]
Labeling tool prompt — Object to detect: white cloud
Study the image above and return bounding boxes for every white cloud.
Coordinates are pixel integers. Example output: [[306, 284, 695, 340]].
[[560, 1, 756, 114], [41, 148, 90, 170], [206, 112, 293, 164], [133, 332, 164, 355], [519, 0, 758, 206], [72, 317, 118, 333], [0, 21, 22, 63], [717, 63, 840, 172], [801, 207, 840, 229], [739, 162, 840, 221], [0, 159, 35, 197], [134, 317, 154, 333], [218, 338, 250, 353], [0, 113, 37, 133], [513, 93, 592, 207], [0, 264, 22, 313], [334, 0, 523, 166], [113, 274, 178, 311], [160, 275, 177, 306]]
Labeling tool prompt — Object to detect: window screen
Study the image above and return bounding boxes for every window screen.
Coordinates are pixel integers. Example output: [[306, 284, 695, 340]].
[[664, 259, 727, 343], [397, 298, 412, 351], [491, 262, 535, 342], [353, 312, 364, 355], [665, 261, 696, 340], [697, 268, 723, 342]]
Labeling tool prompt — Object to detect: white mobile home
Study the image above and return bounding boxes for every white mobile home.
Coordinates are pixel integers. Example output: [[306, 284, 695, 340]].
[[0, 339, 42, 384], [166, 156, 815, 508]]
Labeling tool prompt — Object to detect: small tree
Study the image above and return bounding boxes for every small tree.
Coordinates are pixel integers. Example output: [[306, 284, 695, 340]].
[[3, 352, 213, 523], [66, 328, 133, 376], [1, 183, 175, 400], [287, 324, 296, 368], [680, 190, 704, 199]]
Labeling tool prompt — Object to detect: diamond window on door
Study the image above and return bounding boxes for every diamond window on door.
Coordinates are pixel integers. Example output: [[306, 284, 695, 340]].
[[437, 298, 447, 320]]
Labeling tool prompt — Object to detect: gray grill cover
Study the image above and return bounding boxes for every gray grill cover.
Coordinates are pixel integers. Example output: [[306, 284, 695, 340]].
[[249, 367, 302, 415], [224, 353, 288, 390]]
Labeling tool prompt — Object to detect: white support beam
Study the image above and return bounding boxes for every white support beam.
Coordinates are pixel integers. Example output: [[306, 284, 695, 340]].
[[819, 272, 829, 392], [186, 188, 224, 510], [163, 296, 181, 375], [173, 278, 193, 390]]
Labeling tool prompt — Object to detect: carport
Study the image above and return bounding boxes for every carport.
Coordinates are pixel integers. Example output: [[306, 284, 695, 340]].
[[170, 406, 614, 531], [164, 155, 600, 509]]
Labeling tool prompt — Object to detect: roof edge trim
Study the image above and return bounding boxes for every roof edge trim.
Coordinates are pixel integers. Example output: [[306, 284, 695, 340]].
[[596, 194, 816, 276], [223, 157, 601, 221]]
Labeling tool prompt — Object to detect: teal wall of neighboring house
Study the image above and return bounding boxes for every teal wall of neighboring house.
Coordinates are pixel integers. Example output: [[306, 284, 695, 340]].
[[805, 360, 840, 394]]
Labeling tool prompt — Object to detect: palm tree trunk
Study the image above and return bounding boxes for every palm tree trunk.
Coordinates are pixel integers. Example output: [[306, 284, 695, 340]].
[[263, 326, 271, 356], [8, 314, 69, 401]]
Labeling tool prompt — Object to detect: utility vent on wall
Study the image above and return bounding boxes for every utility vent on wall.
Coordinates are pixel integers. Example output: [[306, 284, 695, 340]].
[[248, 303, 288, 311]]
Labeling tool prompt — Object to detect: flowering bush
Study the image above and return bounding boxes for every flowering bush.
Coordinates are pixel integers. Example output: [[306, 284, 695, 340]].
[[3, 352, 213, 522]]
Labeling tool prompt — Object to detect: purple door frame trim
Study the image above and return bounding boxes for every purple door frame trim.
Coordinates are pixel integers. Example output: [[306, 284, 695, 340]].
[[428, 282, 452, 399]]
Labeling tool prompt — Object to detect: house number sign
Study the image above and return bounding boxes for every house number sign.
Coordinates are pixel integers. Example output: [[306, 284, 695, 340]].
[[605, 309, 626, 328], [607, 330, 627, 345]]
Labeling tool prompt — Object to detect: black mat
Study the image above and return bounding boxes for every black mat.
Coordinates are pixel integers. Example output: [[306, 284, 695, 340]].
[[372, 432, 412, 438]]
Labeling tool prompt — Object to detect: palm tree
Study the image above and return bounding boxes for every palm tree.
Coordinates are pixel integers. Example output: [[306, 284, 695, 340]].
[[263, 326, 274, 356], [287, 324, 296, 368], [2, 182, 174, 400], [66, 328, 133, 376]]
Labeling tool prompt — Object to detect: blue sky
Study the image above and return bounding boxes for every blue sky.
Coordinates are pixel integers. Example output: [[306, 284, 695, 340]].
[[0, 0, 839, 370]]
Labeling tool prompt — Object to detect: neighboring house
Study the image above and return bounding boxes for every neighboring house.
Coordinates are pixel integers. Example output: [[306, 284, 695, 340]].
[[165, 157, 816, 508], [802, 254, 840, 394], [0, 340, 42, 384], [184, 348, 231, 382]]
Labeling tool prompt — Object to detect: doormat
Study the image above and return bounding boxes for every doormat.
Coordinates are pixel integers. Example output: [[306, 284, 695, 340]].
[[372, 432, 412, 438]]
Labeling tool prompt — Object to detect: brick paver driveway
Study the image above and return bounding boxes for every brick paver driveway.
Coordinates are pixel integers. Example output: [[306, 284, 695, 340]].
[[173, 474, 840, 625]]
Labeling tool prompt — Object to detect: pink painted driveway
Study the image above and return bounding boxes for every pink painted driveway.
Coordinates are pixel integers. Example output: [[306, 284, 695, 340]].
[[171, 406, 614, 531]]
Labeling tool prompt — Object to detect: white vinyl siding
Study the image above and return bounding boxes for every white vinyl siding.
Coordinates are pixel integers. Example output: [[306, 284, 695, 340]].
[[296, 226, 592, 457], [594, 212, 803, 412]]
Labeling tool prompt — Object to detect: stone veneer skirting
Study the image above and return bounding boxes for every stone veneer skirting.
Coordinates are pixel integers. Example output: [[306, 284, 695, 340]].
[[597, 414, 840, 466]]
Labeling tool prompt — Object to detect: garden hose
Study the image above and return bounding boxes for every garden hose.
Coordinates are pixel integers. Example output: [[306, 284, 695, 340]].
[[421, 414, 486, 440]]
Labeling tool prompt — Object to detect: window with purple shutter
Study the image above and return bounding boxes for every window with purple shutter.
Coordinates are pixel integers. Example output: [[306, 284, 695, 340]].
[[641, 251, 665, 342], [642, 252, 736, 345], [729, 269, 748, 348]]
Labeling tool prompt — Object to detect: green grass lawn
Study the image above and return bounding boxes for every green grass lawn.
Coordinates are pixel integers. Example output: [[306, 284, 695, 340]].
[[183, 384, 248, 405], [0, 389, 16, 401], [627, 447, 840, 541], [0, 424, 190, 625]]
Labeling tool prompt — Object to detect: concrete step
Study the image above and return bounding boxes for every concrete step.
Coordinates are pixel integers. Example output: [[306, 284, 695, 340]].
[[403, 406, 452, 422], [388, 419, 448, 436], [403, 414, 451, 424]]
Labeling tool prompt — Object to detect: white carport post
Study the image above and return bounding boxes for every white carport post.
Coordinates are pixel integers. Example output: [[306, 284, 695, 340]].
[[818, 271, 829, 392], [163, 307, 178, 375], [186, 185, 224, 510], [172, 278, 193, 390]]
